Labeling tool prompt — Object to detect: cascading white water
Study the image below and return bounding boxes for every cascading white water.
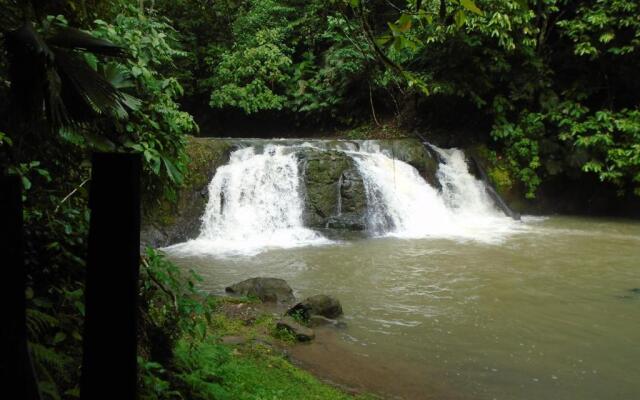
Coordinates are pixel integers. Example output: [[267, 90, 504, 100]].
[[166, 140, 524, 256], [166, 145, 330, 256], [350, 145, 522, 243], [434, 147, 503, 215]]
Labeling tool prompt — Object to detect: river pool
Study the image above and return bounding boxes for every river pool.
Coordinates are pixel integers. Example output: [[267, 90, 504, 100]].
[[167, 215, 640, 400]]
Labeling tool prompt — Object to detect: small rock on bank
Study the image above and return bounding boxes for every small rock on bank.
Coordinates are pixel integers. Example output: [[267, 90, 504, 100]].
[[287, 294, 343, 321], [225, 277, 295, 303], [276, 317, 316, 342]]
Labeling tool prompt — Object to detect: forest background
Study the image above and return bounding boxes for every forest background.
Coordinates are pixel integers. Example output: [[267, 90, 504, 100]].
[[1, 0, 639, 398]]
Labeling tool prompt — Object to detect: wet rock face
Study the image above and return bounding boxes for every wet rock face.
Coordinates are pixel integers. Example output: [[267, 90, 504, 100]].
[[140, 136, 233, 249], [298, 149, 367, 230], [375, 139, 440, 189], [339, 168, 367, 215], [225, 277, 295, 304], [297, 141, 438, 231]]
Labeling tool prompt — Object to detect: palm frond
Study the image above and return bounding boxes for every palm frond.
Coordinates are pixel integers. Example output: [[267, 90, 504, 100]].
[[48, 27, 128, 58], [54, 49, 130, 122], [5, 21, 55, 122], [4, 20, 132, 129], [102, 63, 136, 90]]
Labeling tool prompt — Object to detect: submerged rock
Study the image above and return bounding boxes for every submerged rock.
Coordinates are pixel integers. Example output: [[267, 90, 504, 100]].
[[276, 317, 316, 341], [225, 277, 295, 304], [287, 294, 343, 321]]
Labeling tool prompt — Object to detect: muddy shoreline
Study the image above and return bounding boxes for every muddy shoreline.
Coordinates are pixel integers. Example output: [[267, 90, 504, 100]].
[[287, 327, 464, 400]]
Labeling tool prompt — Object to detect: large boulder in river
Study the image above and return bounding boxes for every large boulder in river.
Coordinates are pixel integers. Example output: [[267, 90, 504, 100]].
[[225, 278, 295, 304], [287, 294, 343, 321], [298, 149, 366, 230]]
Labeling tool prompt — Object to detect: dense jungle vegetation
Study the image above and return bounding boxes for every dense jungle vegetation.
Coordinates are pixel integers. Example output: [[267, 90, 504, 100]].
[[0, 0, 639, 398]]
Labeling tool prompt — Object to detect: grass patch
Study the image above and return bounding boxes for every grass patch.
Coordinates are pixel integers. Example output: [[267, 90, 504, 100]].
[[138, 280, 376, 400], [173, 338, 374, 400]]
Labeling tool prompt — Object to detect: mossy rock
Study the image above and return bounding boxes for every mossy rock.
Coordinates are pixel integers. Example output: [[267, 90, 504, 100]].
[[298, 149, 367, 229], [466, 144, 532, 214], [374, 138, 439, 187], [141, 136, 234, 248]]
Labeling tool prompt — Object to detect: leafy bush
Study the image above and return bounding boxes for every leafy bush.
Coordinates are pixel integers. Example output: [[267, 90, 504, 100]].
[[91, 6, 198, 198], [139, 248, 212, 362]]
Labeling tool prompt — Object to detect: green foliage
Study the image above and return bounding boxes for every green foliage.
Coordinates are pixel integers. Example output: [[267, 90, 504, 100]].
[[209, 28, 293, 113], [355, 0, 640, 198], [91, 6, 197, 196], [551, 104, 640, 194], [557, 0, 640, 58], [203, 0, 376, 122], [290, 15, 372, 118], [170, 339, 375, 400], [206, 0, 294, 113], [138, 356, 183, 400], [140, 248, 212, 346]]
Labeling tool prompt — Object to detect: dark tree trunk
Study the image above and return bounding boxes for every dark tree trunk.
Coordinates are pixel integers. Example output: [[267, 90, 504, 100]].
[[81, 153, 141, 400], [0, 176, 41, 399]]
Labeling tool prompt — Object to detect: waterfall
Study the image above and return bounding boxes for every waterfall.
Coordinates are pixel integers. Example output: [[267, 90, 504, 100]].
[[351, 151, 451, 235], [434, 147, 504, 216], [351, 145, 520, 242], [166, 140, 523, 256], [166, 145, 331, 256]]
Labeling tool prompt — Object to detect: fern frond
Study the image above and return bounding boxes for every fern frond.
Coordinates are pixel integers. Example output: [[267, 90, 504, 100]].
[[26, 308, 59, 339], [29, 342, 72, 380]]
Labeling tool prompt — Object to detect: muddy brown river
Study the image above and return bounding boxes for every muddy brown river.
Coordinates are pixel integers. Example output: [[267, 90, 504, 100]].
[[168, 216, 640, 400]]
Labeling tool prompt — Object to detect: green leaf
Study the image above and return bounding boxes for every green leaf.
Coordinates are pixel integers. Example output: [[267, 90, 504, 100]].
[[53, 332, 67, 345], [454, 10, 467, 28], [84, 132, 116, 152], [398, 14, 413, 32], [22, 176, 32, 191], [163, 158, 183, 184], [514, 0, 528, 10], [375, 35, 392, 46], [460, 0, 483, 16]]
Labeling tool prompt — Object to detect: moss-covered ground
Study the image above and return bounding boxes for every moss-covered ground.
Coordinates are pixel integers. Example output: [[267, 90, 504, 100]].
[[163, 297, 377, 400]]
